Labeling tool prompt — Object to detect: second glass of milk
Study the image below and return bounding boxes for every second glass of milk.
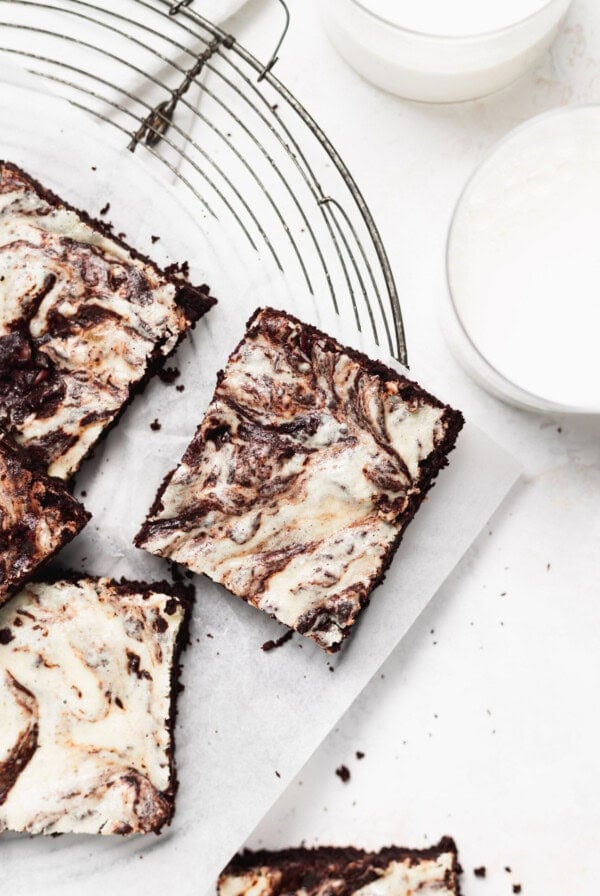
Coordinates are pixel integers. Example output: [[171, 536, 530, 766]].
[[322, 0, 573, 103], [446, 106, 600, 414]]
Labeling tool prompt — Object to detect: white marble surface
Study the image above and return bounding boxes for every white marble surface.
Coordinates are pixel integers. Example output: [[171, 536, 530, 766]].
[[219, 1, 600, 893]]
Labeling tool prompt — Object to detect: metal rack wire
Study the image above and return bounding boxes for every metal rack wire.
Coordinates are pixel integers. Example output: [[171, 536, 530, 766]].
[[0, 0, 407, 363]]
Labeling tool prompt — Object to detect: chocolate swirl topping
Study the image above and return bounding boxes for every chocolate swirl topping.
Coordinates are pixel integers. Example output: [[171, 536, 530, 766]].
[[219, 839, 461, 896], [0, 429, 89, 607], [0, 673, 39, 809], [136, 308, 463, 652], [0, 161, 215, 480], [0, 577, 192, 836]]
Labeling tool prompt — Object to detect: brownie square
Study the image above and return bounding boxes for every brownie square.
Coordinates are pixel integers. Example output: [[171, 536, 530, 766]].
[[0, 576, 193, 835], [136, 308, 463, 652], [0, 161, 215, 480], [0, 430, 89, 608], [219, 839, 461, 896]]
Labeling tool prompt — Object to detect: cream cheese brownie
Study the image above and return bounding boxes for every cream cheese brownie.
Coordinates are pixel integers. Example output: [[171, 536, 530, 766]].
[[0, 430, 89, 608], [135, 307, 464, 653], [0, 576, 193, 835], [219, 839, 461, 896], [0, 161, 215, 480]]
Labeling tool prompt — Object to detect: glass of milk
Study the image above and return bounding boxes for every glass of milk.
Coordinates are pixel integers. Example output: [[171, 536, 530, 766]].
[[445, 106, 600, 414], [322, 0, 572, 103]]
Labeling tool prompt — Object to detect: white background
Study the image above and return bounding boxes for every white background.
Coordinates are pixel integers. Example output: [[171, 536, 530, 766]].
[[223, 2, 600, 894]]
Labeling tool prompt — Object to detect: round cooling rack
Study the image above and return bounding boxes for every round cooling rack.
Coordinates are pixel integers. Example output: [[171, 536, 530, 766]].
[[0, 0, 407, 364]]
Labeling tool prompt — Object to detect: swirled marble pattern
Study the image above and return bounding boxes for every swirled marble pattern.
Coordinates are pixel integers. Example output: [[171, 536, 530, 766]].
[[136, 308, 463, 652], [0, 430, 89, 607], [0, 577, 192, 836], [0, 162, 215, 480], [219, 839, 460, 896]]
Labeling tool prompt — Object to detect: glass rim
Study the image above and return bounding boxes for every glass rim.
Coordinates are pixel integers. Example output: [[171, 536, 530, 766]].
[[446, 103, 600, 415], [346, 0, 568, 43]]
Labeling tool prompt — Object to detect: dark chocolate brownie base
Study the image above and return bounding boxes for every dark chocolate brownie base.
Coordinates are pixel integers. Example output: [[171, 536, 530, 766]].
[[220, 838, 462, 896], [136, 306, 464, 653], [0, 430, 90, 608], [0, 161, 216, 480], [0, 575, 194, 835]]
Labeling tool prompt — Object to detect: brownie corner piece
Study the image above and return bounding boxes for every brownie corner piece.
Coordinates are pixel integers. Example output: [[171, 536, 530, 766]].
[[0, 575, 193, 836], [0, 429, 89, 608], [0, 160, 216, 480], [136, 307, 463, 653], [218, 837, 461, 896]]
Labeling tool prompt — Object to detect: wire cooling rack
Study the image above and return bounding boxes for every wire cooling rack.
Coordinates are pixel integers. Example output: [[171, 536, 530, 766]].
[[0, 0, 407, 363]]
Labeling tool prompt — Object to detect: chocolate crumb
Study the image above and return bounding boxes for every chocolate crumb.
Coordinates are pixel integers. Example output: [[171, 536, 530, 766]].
[[356, 751, 365, 759], [474, 867, 486, 878], [99, 202, 110, 216], [81, 490, 87, 498], [151, 235, 160, 244], [335, 765, 350, 783], [150, 419, 162, 431], [165, 260, 190, 278], [262, 629, 293, 652], [176, 384, 185, 392], [513, 887, 522, 894], [91, 166, 97, 171], [206, 633, 214, 639], [0, 628, 14, 644], [275, 770, 280, 778], [158, 366, 180, 384], [505, 867, 512, 873]]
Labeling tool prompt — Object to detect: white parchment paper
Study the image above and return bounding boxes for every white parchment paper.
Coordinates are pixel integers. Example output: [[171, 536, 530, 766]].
[[0, 80, 521, 896]]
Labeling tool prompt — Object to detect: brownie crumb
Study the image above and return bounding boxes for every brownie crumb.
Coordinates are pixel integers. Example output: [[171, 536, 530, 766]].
[[474, 867, 486, 878], [176, 384, 185, 392], [165, 260, 190, 278], [275, 770, 281, 778], [81, 490, 87, 498], [505, 867, 512, 873], [150, 419, 162, 431], [262, 629, 293, 652], [335, 764, 350, 783], [355, 751, 365, 760], [151, 235, 160, 244], [99, 202, 110, 216], [0, 628, 14, 644], [158, 366, 181, 384], [206, 633, 214, 639], [513, 886, 522, 894], [91, 166, 97, 171]]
